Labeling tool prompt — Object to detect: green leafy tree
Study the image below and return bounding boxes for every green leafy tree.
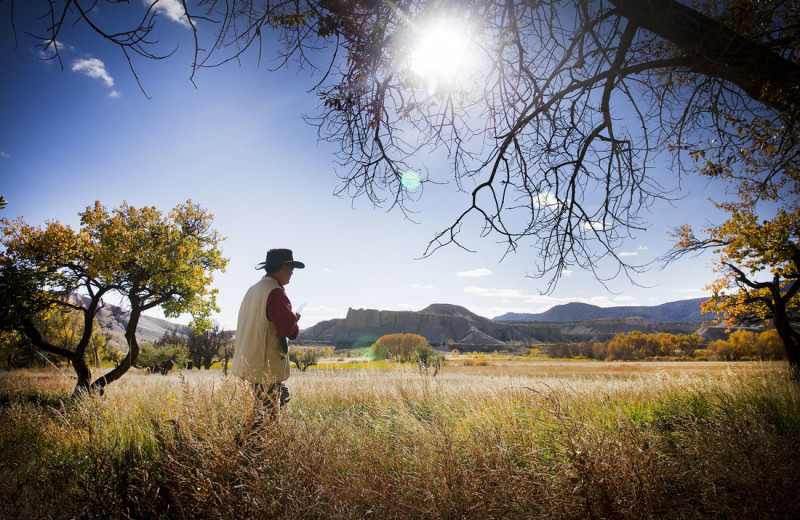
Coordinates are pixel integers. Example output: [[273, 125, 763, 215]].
[[0, 330, 40, 369], [136, 342, 188, 375], [8, 1, 800, 288], [0, 200, 227, 396], [413, 342, 444, 376]]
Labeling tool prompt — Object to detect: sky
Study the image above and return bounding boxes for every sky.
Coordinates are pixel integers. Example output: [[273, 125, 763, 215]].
[[0, 2, 728, 331]]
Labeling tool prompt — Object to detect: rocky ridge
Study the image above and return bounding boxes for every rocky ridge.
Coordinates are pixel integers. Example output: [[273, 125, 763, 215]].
[[93, 302, 190, 351], [297, 301, 729, 350]]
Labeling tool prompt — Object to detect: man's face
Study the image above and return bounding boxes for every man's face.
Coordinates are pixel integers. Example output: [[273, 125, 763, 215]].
[[275, 264, 294, 286]]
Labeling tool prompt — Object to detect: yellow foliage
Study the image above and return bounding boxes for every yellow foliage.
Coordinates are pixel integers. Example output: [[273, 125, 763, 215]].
[[371, 333, 429, 363]]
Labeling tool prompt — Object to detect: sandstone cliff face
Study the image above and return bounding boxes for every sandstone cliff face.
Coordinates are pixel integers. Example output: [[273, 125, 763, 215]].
[[297, 304, 714, 349], [300, 307, 487, 346]]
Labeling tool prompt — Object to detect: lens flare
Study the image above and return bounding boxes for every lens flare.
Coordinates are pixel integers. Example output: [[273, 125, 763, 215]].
[[401, 169, 421, 190]]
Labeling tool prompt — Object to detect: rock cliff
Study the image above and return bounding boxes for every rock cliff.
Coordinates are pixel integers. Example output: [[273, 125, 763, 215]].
[[297, 303, 717, 349]]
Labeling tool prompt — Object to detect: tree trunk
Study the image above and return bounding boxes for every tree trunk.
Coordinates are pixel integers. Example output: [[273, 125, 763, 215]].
[[786, 343, 800, 381], [20, 319, 91, 396], [610, 0, 800, 118], [91, 306, 141, 392], [770, 288, 800, 380], [71, 355, 92, 397]]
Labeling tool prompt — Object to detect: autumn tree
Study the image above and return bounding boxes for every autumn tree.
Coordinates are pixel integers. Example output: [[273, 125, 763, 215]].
[[0, 200, 227, 396], [757, 329, 788, 361], [674, 333, 704, 359], [7, 1, 800, 288], [671, 205, 799, 375], [371, 333, 429, 363], [607, 330, 664, 360]]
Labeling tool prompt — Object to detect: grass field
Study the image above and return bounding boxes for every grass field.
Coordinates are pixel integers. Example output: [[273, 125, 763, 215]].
[[1, 360, 798, 519]]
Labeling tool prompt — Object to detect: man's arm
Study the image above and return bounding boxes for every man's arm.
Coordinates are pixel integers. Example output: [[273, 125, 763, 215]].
[[266, 288, 300, 340]]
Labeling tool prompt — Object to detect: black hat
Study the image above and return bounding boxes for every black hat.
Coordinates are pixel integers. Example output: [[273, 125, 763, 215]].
[[256, 249, 305, 270]]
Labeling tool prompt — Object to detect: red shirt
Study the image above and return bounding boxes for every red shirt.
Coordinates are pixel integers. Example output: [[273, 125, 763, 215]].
[[266, 275, 299, 340]]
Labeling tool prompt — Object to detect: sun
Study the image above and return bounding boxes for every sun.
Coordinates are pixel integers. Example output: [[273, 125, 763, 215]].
[[407, 18, 474, 92]]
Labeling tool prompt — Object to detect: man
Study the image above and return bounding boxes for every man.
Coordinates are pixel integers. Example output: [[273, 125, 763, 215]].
[[232, 248, 304, 418]]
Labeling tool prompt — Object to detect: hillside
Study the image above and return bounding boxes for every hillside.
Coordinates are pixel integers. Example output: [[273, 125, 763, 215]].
[[93, 303, 191, 351], [493, 298, 714, 323], [297, 301, 727, 350]]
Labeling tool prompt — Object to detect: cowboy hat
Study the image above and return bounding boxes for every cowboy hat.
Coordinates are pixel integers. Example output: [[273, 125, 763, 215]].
[[255, 248, 306, 270]]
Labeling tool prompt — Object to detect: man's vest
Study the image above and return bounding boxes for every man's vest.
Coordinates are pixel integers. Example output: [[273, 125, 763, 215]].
[[232, 276, 290, 383]]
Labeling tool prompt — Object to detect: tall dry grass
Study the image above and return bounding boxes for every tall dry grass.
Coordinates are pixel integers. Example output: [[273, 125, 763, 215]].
[[1, 362, 798, 519]]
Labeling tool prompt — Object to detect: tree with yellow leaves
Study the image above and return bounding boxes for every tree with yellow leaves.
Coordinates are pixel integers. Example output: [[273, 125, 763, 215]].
[[670, 203, 799, 376], [371, 333, 429, 363], [0, 200, 228, 396]]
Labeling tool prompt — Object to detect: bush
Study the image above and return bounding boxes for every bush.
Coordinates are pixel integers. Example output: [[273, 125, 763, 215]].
[[289, 348, 323, 371], [135, 342, 188, 374], [370, 333, 429, 362], [413, 343, 445, 376]]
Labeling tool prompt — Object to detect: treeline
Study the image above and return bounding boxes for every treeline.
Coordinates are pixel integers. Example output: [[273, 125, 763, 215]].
[[0, 306, 235, 374], [545, 329, 786, 361], [114, 324, 235, 374]]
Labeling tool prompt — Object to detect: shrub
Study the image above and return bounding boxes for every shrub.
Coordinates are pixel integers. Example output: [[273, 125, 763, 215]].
[[413, 343, 445, 376], [370, 333, 428, 362], [289, 348, 323, 371], [135, 342, 188, 374]]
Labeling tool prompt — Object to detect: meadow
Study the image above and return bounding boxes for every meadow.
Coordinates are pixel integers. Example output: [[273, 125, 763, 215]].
[[1, 359, 798, 519]]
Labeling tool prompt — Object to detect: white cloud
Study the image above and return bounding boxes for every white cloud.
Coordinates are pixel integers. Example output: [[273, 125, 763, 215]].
[[583, 221, 606, 231], [148, 0, 190, 26], [464, 286, 523, 298], [71, 58, 114, 87], [534, 191, 560, 208], [619, 251, 638, 257], [638, 246, 649, 251], [562, 269, 573, 277], [37, 39, 72, 60], [457, 268, 492, 278], [0, 151, 9, 159], [109, 90, 121, 98], [614, 295, 636, 303], [323, 268, 342, 275], [474, 288, 617, 308], [411, 283, 434, 289]]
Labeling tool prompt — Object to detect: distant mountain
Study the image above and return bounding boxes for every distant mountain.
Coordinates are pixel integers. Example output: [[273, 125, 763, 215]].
[[298, 304, 515, 348], [493, 298, 714, 324], [298, 300, 726, 350], [90, 300, 190, 351]]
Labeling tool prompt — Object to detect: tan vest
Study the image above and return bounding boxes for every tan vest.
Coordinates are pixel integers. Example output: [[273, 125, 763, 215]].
[[232, 276, 290, 383]]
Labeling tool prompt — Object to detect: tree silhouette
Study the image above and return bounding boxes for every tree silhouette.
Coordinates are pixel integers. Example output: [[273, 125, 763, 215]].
[[8, 1, 800, 288]]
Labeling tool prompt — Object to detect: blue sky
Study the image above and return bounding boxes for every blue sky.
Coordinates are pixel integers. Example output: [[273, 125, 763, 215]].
[[0, 3, 727, 330]]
